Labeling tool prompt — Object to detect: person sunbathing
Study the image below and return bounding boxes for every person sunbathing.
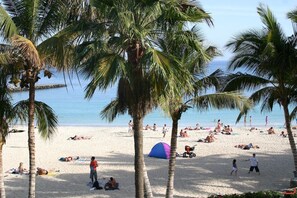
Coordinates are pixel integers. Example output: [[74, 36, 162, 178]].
[[234, 143, 260, 149], [67, 135, 92, 140], [37, 167, 48, 175], [267, 127, 276, 134], [205, 133, 216, 143], [59, 156, 79, 162]]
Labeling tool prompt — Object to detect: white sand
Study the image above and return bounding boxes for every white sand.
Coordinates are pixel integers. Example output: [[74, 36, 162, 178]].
[[3, 125, 295, 197]]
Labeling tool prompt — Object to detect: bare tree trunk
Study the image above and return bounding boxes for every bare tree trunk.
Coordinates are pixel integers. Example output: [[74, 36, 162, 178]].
[[143, 163, 153, 198], [133, 116, 144, 197], [283, 105, 297, 173], [28, 81, 36, 198], [166, 118, 178, 198], [0, 141, 5, 198]]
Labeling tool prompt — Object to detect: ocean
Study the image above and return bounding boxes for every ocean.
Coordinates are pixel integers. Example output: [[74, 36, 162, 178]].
[[11, 60, 288, 128]]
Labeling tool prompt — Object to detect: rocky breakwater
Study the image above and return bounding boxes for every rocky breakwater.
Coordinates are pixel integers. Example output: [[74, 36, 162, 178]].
[[8, 84, 66, 92]]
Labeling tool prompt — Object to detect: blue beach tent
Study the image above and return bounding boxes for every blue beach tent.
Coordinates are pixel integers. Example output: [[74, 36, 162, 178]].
[[148, 142, 170, 159]]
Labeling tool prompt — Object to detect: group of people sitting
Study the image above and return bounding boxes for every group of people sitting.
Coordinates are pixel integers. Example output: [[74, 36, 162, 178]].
[[222, 125, 233, 135], [179, 130, 189, 138], [143, 124, 157, 131]]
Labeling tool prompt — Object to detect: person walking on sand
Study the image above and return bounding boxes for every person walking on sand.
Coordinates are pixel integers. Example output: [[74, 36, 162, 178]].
[[90, 156, 98, 184], [248, 153, 260, 175], [230, 159, 238, 176]]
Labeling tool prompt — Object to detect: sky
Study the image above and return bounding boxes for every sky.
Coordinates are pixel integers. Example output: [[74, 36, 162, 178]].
[[198, 0, 297, 60]]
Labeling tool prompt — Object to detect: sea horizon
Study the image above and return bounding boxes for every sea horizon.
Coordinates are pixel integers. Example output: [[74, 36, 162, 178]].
[[11, 60, 291, 129]]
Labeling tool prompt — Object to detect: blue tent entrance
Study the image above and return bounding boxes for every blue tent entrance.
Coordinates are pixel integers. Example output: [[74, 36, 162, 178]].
[[148, 142, 170, 159]]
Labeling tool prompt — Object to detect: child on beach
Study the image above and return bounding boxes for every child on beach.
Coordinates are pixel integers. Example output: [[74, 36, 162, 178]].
[[230, 159, 238, 176], [162, 124, 168, 138]]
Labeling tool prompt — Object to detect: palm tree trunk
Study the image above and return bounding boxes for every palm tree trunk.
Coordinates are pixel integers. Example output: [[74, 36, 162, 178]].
[[0, 141, 5, 198], [283, 105, 297, 173], [166, 118, 178, 198], [133, 115, 144, 197], [28, 81, 36, 198], [143, 163, 153, 198]]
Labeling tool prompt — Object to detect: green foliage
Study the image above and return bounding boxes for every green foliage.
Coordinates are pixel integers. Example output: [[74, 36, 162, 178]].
[[208, 190, 287, 198]]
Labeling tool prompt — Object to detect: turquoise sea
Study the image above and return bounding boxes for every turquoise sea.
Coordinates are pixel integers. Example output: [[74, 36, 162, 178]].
[[11, 61, 288, 128]]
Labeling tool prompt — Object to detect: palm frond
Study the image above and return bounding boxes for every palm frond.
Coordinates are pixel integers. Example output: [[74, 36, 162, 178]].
[[100, 99, 128, 122], [11, 35, 40, 68], [12, 100, 58, 140], [0, 5, 18, 39]]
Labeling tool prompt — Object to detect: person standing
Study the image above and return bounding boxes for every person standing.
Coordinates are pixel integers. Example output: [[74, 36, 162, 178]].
[[248, 153, 260, 175], [265, 116, 268, 126], [128, 120, 133, 134], [230, 159, 238, 176], [249, 116, 252, 127], [162, 124, 168, 138], [90, 156, 98, 184]]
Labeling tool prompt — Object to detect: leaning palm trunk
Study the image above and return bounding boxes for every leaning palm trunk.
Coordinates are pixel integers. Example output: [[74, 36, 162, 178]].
[[283, 104, 297, 172], [133, 116, 145, 197], [0, 140, 5, 198], [166, 117, 179, 198], [28, 82, 36, 198]]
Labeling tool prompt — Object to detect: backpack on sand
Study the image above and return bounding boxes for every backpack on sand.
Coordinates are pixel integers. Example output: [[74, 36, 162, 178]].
[[92, 181, 103, 190]]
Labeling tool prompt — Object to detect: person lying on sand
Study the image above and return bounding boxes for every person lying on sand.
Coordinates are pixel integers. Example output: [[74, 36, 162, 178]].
[[36, 167, 60, 175], [59, 156, 79, 162], [234, 143, 260, 150], [37, 167, 48, 175], [67, 135, 92, 140], [249, 127, 258, 132]]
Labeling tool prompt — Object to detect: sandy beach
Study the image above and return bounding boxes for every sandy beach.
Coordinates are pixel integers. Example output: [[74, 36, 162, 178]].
[[3, 125, 295, 198]]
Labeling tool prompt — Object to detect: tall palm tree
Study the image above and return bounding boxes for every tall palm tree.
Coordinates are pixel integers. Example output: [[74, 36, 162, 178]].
[[73, 0, 213, 197], [155, 26, 250, 198], [0, 1, 74, 197], [223, 5, 297, 173], [0, 56, 58, 198]]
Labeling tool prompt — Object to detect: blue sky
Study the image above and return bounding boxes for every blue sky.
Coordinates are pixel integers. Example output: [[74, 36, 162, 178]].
[[198, 0, 297, 60]]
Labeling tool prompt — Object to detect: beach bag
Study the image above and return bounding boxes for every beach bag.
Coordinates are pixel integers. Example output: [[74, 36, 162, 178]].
[[92, 181, 103, 190]]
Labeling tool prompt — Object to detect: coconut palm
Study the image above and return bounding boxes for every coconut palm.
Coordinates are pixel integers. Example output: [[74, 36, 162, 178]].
[[155, 26, 250, 198], [0, 58, 58, 198], [0, 1, 75, 197], [223, 5, 297, 173], [73, 0, 213, 197]]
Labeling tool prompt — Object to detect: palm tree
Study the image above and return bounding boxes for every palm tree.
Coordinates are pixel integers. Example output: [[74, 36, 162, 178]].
[[0, 56, 58, 198], [155, 26, 250, 198], [73, 0, 213, 197], [0, 1, 74, 197], [223, 5, 297, 173]]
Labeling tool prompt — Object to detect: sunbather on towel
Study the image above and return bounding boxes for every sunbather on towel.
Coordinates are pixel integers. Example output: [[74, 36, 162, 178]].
[[59, 156, 79, 162], [67, 135, 92, 140]]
